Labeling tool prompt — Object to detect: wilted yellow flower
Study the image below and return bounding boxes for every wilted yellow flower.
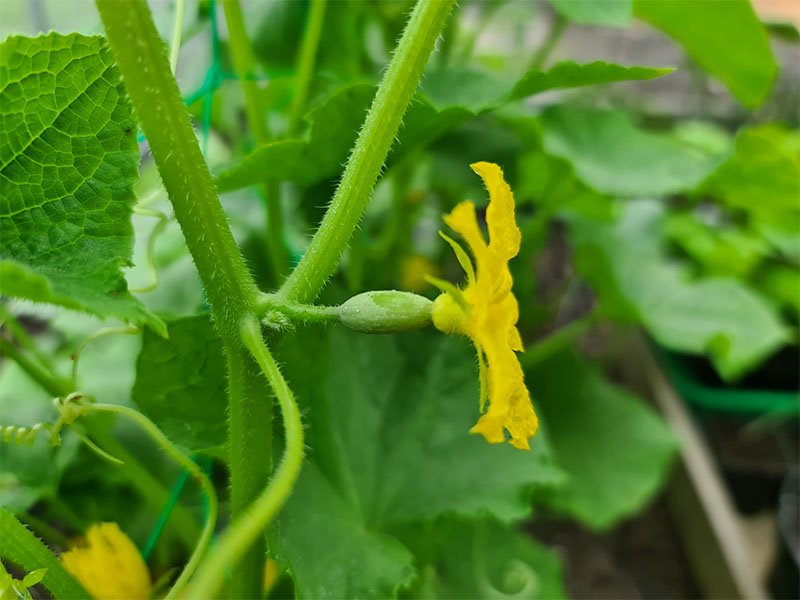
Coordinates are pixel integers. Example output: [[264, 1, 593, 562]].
[[61, 523, 151, 600], [429, 162, 538, 450]]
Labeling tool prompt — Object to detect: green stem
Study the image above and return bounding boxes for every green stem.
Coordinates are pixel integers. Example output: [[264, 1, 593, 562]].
[[529, 13, 566, 70], [0, 338, 68, 398], [0, 304, 55, 373], [520, 311, 597, 370], [17, 511, 72, 549], [184, 316, 304, 599], [287, 0, 327, 137], [279, 0, 456, 304], [256, 293, 340, 324], [168, 0, 185, 73], [222, 0, 269, 141], [0, 508, 89, 600], [84, 404, 218, 600], [222, 0, 288, 280], [97, 3, 273, 595]]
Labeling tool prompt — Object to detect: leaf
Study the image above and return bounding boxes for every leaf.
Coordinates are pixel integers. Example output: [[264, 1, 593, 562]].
[[216, 62, 672, 191], [131, 315, 227, 452], [550, 0, 632, 26], [541, 107, 724, 197], [569, 200, 790, 380], [272, 327, 564, 597], [702, 124, 800, 216], [0, 508, 89, 599], [270, 464, 416, 600], [21, 569, 47, 588], [398, 517, 567, 599], [0, 33, 163, 335], [526, 348, 676, 530], [634, 0, 777, 107]]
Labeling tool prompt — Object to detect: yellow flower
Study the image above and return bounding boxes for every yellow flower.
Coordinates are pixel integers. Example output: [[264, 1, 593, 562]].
[[61, 523, 151, 600], [429, 162, 538, 450]]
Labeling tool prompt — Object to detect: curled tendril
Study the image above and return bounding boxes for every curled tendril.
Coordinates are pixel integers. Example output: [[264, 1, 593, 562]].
[[473, 522, 540, 600], [130, 206, 171, 294], [71, 326, 140, 387], [0, 393, 122, 464]]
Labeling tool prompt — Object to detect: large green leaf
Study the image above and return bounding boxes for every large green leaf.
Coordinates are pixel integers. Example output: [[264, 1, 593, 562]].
[[526, 348, 676, 530], [634, 0, 777, 108], [549, 0, 632, 26], [131, 315, 227, 453], [216, 62, 671, 192], [541, 107, 724, 197], [272, 327, 564, 597], [0, 33, 163, 335], [569, 200, 790, 380]]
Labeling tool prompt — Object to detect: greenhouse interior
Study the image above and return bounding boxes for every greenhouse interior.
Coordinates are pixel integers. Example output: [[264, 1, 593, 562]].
[[0, 0, 799, 598]]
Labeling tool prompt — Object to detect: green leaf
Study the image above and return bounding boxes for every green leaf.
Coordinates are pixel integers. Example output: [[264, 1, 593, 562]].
[[526, 348, 676, 529], [760, 265, 800, 315], [549, 0, 632, 26], [420, 62, 672, 112], [271, 464, 416, 599], [21, 568, 47, 588], [702, 124, 800, 216], [272, 327, 564, 597], [541, 107, 724, 197], [0, 507, 89, 599], [398, 517, 567, 599], [634, 0, 777, 107], [216, 62, 672, 191], [0, 33, 163, 335], [569, 200, 790, 380], [131, 315, 227, 453]]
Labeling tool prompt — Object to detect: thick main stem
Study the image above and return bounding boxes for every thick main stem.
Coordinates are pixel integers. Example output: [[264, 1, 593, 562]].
[[279, 0, 456, 304], [184, 317, 304, 599], [96, 2, 272, 596]]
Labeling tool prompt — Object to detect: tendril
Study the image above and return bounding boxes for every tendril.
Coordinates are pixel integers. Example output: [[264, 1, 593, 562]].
[[71, 326, 140, 387], [130, 206, 171, 294], [473, 522, 540, 600]]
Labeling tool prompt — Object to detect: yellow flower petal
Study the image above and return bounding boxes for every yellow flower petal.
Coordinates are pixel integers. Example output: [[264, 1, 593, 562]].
[[432, 162, 539, 450], [471, 161, 520, 261], [61, 523, 151, 600]]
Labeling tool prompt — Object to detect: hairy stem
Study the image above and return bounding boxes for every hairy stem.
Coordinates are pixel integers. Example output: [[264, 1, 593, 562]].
[[287, 0, 327, 137], [256, 293, 340, 324], [96, 2, 272, 595], [185, 316, 304, 599], [279, 0, 455, 304]]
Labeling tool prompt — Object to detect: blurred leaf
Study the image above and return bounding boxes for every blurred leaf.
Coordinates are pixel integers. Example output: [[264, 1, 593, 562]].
[[541, 107, 724, 197], [549, 0, 632, 26], [0, 34, 164, 335], [132, 315, 227, 452], [760, 265, 800, 315], [217, 62, 672, 191], [397, 517, 567, 599], [665, 212, 768, 278], [272, 327, 564, 597], [525, 348, 676, 529], [569, 200, 790, 380], [703, 124, 800, 215], [634, 0, 777, 107], [215, 84, 371, 191], [421, 62, 672, 112]]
